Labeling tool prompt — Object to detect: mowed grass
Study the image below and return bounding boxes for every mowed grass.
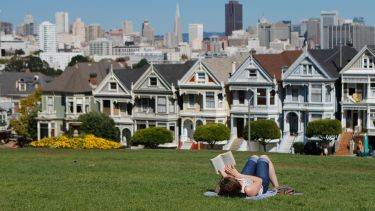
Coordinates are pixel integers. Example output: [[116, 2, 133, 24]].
[[0, 149, 374, 210]]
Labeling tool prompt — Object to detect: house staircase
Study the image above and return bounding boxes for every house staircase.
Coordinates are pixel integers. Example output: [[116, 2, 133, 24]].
[[179, 141, 193, 150], [278, 135, 296, 153], [229, 138, 244, 151], [336, 132, 352, 155]]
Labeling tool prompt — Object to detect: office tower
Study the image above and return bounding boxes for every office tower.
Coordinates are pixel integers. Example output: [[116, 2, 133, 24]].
[[164, 32, 176, 48], [270, 21, 291, 43], [225, 0, 243, 36], [188, 24, 203, 50], [55, 12, 69, 33], [174, 2, 183, 44], [24, 15, 33, 24], [89, 38, 113, 56], [122, 20, 133, 36], [300, 20, 308, 37], [306, 18, 320, 48], [320, 10, 339, 49], [86, 24, 103, 42], [141, 20, 155, 44], [39, 21, 57, 53], [0, 22, 13, 34], [72, 18, 86, 44], [257, 17, 271, 48]]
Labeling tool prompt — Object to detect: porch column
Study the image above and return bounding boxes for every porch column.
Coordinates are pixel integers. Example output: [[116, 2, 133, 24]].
[[358, 110, 362, 130], [341, 110, 346, 128], [367, 107, 371, 129], [37, 122, 40, 140], [284, 112, 288, 134], [110, 100, 113, 116]]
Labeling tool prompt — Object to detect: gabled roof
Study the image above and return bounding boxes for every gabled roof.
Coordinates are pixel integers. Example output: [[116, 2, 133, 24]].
[[154, 61, 196, 86], [340, 45, 374, 74], [43, 59, 124, 94], [309, 46, 357, 78], [367, 45, 375, 55], [203, 53, 249, 83], [0, 72, 52, 96], [114, 64, 150, 90], [253, 50, 302, 81]]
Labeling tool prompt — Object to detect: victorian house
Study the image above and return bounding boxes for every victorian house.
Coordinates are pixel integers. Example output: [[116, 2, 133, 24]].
[[37, 59, 124, 140], [282, 47, 357, 149]]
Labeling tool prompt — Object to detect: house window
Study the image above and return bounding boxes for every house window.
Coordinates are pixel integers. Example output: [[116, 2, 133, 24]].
[[157, 97, 167, 113], [85, 97, 90, 113], [76, 98, 83, 113], [325, 85, 332, 103], [67, 98, 74, 113], [140, 98, 154, 112], [120, 103, 127, 116], [364, 58, 368, 68], [270, 90, 276, 105], [218, 94, 223, 108], [0, 114, 5, 125], [197, 72, 205, 83], [113, 102, 120, 116], [19, 83, 26, 91], [206, 92, 215, 109], [188, 94, 195, 108], [310, 114, 322, 121], [371, 80, 375, 95], [109, 82, 117, 91], [257, 89, 267, 105], [292, 86, 299, 102], [248, 69, 257, 78], [157, 123, 167, 128], [238, 91, 245, 104], [169, 99, 175, 113], [103, 100, 111, 115], [150, 77, 158, 86], [311, 85, 322, 103], [47, 97, 54, 113], [302, 64, 313, 75]]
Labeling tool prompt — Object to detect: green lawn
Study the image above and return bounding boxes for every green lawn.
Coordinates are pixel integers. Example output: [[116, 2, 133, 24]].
[[0, 149, 374, 210]]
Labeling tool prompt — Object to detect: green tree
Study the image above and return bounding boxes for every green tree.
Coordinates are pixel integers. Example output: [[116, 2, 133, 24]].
[[10, 89, 41, 141], [3, 55, 62, 76], [131, 127, 173, 148], [78, 112, 120, 141], [68, 55, 92, 67], [132, 58, 148, 69], [244, 120, 281, 152], [14, 49, 25, 56], [306, 119, 341, 148], [193, 123, 230, 149]]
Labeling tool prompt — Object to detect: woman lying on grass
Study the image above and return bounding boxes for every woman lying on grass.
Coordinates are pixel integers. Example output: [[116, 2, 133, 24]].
[[215, 155, 279, 197]]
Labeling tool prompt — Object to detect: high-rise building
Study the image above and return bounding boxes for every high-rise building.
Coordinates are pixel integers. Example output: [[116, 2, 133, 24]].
[[225, 0, 243, 36], [189, 24, 203, 50], [174, 2, 183, 44], [257, 17, 271, 48], [306, 18, 320, 48], [270, 21, 291, 43], [24, 15, 33, 25], [164, 32, 176, 48], [122, 20, 133, 36], [86, 24, 103, 42], [55, 12, 69, 33], [72, 17, 86, 44], [141, 20, 155, 44], [89, 38, 113, 56], [0, 22, 13, 35], [39, 21, 57, 53], [320, 10, 339, 49]]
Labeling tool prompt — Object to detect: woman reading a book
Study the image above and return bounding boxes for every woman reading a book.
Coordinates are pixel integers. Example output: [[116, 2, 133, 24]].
[[216, 155, 279, 197]]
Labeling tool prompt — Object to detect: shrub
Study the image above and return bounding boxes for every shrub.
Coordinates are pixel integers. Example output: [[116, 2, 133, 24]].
[[79, 112, 120, 141], [304, 142, 321, 155], [306, 119, 341, 145], [30, 135, 122, 149], [293, 142, 305, 154], [244, 120, 281, 151], [131, 127, 173, 148], [193, 123, 230, 149]]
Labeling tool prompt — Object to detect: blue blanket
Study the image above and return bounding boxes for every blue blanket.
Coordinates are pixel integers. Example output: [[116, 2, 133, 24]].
[[204, 189, 277, 200]]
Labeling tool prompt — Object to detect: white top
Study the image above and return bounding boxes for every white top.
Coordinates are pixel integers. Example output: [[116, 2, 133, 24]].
[[238, 178, 264, 196]]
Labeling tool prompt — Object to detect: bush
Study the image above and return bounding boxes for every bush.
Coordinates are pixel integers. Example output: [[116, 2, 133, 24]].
[[131, 127, 173, 148], [293, 142, 305, 154], [79, 112, 120, 141], [304, 142, 321, 155], [244, 120, 281, 151], [30, 135, 122, 149], [306, 119, 341, 144], [193, 123, 230, 149]]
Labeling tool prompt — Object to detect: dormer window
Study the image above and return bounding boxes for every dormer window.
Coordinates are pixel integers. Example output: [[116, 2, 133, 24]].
[[363, 54, 374, 69], [302, 64, 313, 75], [197, 72, 205, 83], [19, 83, 26, 91], [149, 77, 158, 86], [109, 82, 117, 91], [248, 69, 257, 78]]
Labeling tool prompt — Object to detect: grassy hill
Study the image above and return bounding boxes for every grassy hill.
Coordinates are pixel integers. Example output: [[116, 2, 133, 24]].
[[0, 149, 374, 210]]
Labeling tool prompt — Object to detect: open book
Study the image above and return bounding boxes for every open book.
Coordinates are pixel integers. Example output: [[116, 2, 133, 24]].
[[210, 151, 236, 175]]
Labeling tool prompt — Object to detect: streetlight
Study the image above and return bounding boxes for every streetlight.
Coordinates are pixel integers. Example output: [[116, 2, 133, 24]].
[[247, 90, 260, 151]]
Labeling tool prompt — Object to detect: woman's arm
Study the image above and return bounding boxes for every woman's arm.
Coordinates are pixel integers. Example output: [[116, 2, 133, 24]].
[[244, 177, 263, 197]]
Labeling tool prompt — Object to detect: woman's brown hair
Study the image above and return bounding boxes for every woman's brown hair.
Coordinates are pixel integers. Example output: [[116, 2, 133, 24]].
[[218, 177, 244, 197]]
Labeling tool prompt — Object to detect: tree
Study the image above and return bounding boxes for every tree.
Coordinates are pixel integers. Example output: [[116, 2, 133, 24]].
[[132, 58, 148, 69], [14, 49, 25, 56], [78, 112, 120, 141], [3, 55, 62, 76], [68, 55, 92, 67], [131, 127, 173, 148], [306, 119, 341, 149], [244, 120, 281, 152], [193, 123, 230, 149], [10, 89, 41, 141]]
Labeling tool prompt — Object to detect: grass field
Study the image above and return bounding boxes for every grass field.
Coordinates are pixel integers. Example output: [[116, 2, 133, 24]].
[[0, 149, 374, 210]]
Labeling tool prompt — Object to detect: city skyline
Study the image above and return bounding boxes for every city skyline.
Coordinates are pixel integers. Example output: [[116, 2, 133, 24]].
[[1, 0, 375, 34]]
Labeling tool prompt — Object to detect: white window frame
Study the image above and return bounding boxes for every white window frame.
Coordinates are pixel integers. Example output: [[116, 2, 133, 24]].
[[76, 98, 83, 114], [109, 82, 117, 91], [157, 97, 167, 113], [188, 94, 195, 108], [47, 96, 54, 113], [197, 72, 206, 83], [205, 92, 215, 109], [311, 84, 322, 103], [169, 98, 175, 113], [67, 97, 74, 114], [149, 77, 158, 86], [248, 68, 257, 79]]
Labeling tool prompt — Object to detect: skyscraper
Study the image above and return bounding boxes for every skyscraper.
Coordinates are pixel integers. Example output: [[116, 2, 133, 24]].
[[55, 12, 69, 33], [85, 24, 103, 42], [189, 24, 203, 50], [320, 10, 338, 49], [72, 18, 86, 44], [225, 0, 243, 36], [142, 20, 155, 44], [174, 2, 183, 44], [122, 20, 133, 36], [258, 17, 271, 48], [39, 21, 57, 53]]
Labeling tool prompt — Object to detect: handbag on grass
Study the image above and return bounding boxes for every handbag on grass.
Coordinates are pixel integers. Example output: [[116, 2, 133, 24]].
[[276, 186, 303, 196]]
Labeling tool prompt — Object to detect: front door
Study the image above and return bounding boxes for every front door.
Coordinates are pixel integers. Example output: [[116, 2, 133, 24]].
[[289, 113, 298, 136], [236, 118, 244, 138]]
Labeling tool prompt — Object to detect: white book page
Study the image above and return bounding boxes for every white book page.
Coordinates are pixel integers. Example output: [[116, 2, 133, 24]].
[[210, 156, 225, 174], [221, 151, 236, 167]]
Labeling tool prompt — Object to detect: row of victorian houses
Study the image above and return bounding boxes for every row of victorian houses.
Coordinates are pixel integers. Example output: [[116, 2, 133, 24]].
[[23, 45, 375, 152]]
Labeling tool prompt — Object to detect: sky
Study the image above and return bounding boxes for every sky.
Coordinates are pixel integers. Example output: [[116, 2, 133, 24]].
[[1, 0, 374, 34]]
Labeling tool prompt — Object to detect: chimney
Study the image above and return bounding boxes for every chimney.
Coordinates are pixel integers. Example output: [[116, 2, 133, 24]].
[[232, 61, 237, 74], [89, 73, 97, 88]]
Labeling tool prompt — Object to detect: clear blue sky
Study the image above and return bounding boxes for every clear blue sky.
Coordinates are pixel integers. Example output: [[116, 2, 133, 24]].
[[1, 0, 374, 34]]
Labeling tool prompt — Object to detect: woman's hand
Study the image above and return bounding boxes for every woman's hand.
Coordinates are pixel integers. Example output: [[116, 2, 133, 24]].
[[218, 170, 228, 178], [224, 165, 241, 178]]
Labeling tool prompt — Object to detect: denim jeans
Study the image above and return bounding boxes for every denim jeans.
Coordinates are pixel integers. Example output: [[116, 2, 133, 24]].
[[241, 156, 270, 193]]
